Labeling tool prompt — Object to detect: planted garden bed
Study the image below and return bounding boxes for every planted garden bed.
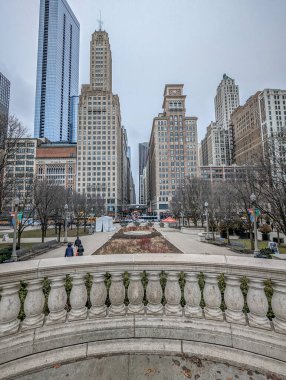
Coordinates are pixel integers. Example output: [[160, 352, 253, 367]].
[[93, 226, 182, 254]]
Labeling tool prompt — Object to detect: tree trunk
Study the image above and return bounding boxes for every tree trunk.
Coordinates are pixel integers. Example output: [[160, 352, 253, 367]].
[[17, 230, 22, 248], [277, 229, 280, 246], [58, 225, 61, 243], [41, 227, 45, 243], [227, 227, 230, 244]]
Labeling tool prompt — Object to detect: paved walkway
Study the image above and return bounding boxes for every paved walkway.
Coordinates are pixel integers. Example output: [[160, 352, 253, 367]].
[[30, 229, 118, 259], [156, 227, 241, 256]]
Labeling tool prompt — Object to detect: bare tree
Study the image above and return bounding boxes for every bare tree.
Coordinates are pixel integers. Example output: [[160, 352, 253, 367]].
[[34, 179, 63, 242], [0, 115, 28, 211]]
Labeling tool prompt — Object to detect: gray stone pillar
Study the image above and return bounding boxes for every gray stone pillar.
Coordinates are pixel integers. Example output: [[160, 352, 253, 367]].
[[89, 273, 107, 318], [224, 275, 246, 324], [164, 271, 182, 316], [184, 273, 203, 318], [146, 271, 163, 315], [203, 274, 223, 321], [68, 274, 88, 321], [108, 272, 126, 316], [247, 278, 271, 330], [22, 279, 45, 331], [0, 282, 20, 336], [127, 271, 144, 314], [46, 276, 67, 325], [271, 280, 286, 334]]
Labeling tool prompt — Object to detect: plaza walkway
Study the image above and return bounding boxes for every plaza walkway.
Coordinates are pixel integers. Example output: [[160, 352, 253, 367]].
[[156, 227, 243, 256], [34, 225, 243, 259]]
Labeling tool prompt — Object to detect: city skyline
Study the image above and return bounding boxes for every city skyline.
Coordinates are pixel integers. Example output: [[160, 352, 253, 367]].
[[1, 0, 286, 192]]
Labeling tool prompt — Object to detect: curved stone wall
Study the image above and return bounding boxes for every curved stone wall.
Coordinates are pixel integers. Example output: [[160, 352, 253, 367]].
[[0, 254, 285, 379]]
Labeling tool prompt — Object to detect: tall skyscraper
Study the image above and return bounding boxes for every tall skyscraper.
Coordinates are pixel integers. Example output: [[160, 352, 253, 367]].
[[77, 29, 128, 215], [147, 84, 198, 216], [34, 0, 80, 142], [200, 122, 230, 166], [0, 72, 10, 146], [138, 142, 149, 204], [215, 74, 240, 130], [214, 74, 240, 163]]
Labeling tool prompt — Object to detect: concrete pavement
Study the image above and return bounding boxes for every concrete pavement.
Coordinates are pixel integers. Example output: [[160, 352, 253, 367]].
[[38, 229, 118, 259], [156, 227, 242, 256]]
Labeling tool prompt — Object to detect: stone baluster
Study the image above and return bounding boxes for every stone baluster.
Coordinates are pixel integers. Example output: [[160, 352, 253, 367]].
[[203, 273, 223, 321], [22, 279, 45, 331], [127, 271, 144, 314], [89, 273, 107, 318], [165, 271, 182, 316], [146, 271, 163, 315], [271, 281, 286, 334], [46, 276, 67, 325], [108, 272, 126, 316], [0, 282, 21, 336], [224, 275, 246, 324], [184, 273, 203, 318], [68, 274, 88, 321], [247, 278, 271, 330]]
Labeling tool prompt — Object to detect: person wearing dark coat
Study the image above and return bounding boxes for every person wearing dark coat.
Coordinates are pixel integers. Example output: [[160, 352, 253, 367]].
[[77, 244, 84, 256], [65, 242, 74, 257], [74, 236, 81, 248]]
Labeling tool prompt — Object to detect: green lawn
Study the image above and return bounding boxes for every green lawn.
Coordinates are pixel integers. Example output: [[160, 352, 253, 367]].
[[236, 239, 286, 254], [19, 227, 89, 239]]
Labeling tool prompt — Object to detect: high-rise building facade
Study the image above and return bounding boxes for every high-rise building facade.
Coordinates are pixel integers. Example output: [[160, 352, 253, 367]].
[[214, 74, 240, 162], [34, 0, 80, 142], [138, 142, 149, 204], [77, 30, 126, 214], [215, 74, 240, 130], [200, 122, 230, 166], [148, 84, 198, 216], [231, 92, 262, 164], [0, 72, 10, 146]]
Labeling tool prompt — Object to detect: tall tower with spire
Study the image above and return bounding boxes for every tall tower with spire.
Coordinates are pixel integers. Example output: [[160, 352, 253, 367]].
[[77, 28, 125, 214]]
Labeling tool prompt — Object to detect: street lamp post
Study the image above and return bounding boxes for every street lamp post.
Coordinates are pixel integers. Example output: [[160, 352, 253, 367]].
[[64, 204, 68, 243], [250, 193, 260, 257], [204, 201, 209, 239], [11, 197, 20, 262]]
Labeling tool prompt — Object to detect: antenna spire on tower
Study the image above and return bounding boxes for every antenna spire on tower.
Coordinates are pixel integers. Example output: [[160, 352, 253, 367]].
[[99, 10, 103, 31]]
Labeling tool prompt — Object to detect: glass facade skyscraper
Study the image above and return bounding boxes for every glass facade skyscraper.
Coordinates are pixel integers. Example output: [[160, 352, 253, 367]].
[[0, 72, 10, 147], [34, 0, 80, 142]]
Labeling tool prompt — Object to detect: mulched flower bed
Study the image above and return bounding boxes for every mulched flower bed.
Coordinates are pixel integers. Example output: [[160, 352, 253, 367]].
[[93, 226, 182, 255]]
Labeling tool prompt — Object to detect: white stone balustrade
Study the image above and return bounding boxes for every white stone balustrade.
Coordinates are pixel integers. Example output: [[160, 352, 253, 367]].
[[247, 278, 271, 330], [146, 271, 163, 315], [46, 276, 67, 325], [127, 272, 144, 314], [108, 272, 126, 316], [22, 279, 45, 330], [271, 281, 286, 334], [203, 274, 223, 321], [184, 273, 203, 318], [68, 274, 88, 321], [89, 273, 107, 318], [0, 282, 21, 336], [0, 254, 285, 337], [224, 275, 246, 324], [164, 271, 182, 316]]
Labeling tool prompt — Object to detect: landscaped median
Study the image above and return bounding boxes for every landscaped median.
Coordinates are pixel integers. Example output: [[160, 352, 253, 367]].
[[93, 226, 182, 254]]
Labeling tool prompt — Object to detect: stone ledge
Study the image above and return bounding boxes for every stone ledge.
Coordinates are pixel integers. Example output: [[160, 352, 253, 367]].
[[0, 315, 286, 375]]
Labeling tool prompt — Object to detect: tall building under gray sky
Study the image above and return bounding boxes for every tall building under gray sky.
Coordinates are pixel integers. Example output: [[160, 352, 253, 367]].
[[0, 72, 10, 147], [77, 29, 130, 214], [34, 0, 80, 142]]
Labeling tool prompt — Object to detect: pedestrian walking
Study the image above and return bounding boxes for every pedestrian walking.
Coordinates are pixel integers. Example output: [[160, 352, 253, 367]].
[[65, 242, 74, 257], [74, 236, 81, 248], [77, 244, 84, 256]]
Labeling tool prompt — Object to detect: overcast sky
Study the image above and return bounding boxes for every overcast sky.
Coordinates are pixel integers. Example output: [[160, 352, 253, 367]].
[[1, 0, 286, 198]]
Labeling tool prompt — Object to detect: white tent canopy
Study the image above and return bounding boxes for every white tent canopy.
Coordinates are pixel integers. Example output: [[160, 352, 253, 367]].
[[96, 216, 116, 232]]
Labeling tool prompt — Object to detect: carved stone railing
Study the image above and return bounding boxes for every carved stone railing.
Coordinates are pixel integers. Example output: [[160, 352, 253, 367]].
[[0, 254, 286, 379]]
